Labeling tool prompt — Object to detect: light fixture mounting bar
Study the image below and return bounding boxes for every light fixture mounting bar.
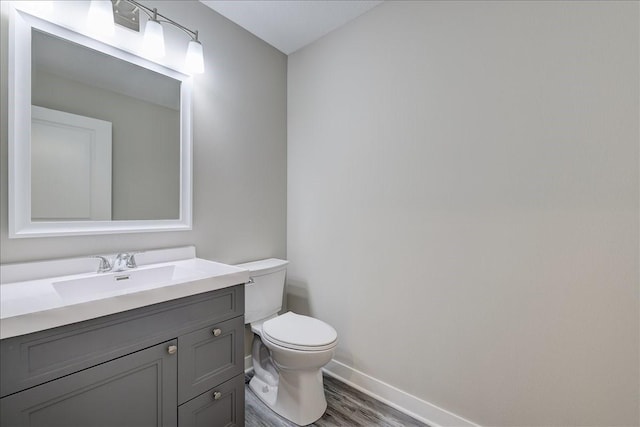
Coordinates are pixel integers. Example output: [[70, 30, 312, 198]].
[[125, 0, 199, 41], [112, 0, 140, 31]]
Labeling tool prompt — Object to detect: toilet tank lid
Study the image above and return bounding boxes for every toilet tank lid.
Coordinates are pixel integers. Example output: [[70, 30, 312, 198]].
[[235, 258, 289, 275]]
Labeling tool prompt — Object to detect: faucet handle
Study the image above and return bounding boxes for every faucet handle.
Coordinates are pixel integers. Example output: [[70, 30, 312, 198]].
[[119, 251, 142, 269], [91, 255, 112, 273], [126, 252, 138, 269]]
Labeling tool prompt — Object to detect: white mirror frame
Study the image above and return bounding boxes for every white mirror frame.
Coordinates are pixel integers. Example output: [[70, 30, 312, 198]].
[[8, 7, 193, 238]]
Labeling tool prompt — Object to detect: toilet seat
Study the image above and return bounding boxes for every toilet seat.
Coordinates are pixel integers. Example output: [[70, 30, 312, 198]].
[[262, 311, 337, 351]]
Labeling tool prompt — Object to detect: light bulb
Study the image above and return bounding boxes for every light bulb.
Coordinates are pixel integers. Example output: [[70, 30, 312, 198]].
[[87, 0, 115, 36], [185, 40, 204, 74], [143, 20, 165, 59]]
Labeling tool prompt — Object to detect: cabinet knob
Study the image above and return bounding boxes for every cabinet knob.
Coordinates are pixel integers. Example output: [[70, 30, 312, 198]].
[[212, 391, 222, 400], [167, 345, 178, 355], [212, 328, 222, 337]]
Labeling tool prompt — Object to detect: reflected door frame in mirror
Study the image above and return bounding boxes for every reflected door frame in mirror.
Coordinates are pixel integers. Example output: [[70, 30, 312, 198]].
[[8, 5, 193, 238]]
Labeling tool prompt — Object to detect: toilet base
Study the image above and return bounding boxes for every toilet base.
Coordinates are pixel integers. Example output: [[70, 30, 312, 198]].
[[249, 375, 278, 408], [249, 368, 328, 426]]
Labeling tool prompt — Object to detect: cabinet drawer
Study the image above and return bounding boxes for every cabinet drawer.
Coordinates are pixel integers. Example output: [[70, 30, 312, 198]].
[[178, 316, 244, 404], [1, 286, 244, 398], [178, 374, 245, 427], [0, 340, 178, 427]]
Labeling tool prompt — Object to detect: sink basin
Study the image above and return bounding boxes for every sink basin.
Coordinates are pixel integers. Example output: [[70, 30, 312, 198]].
[[0, 246, 251, 340], [53, 265, 178, 301]]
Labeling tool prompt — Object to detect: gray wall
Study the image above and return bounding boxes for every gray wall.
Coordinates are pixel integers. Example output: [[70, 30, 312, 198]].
[[287, 1, 639, 426], [1, 1, 287, 264]]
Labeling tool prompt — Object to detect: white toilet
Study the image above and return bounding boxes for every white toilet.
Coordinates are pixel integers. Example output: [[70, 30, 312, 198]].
[[237, 258, 337, 426]]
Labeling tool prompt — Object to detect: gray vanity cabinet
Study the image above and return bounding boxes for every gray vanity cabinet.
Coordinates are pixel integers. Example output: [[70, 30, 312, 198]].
[[0, 285, 245, 427], [178, 316, 244, 404], [0, 340, 178, 427], [178, 375, 245, 427]]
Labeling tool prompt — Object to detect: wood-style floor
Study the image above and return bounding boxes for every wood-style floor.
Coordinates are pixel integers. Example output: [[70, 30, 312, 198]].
[[245, 373, 428, 427]]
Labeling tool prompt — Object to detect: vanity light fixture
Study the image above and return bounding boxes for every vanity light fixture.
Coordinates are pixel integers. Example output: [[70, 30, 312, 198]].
[[185, 37, 204, 74], [88, 0, 115, 36], [142, 9, 165, 58], [112, 0, 205, 74], [31, 1, 54, 14]]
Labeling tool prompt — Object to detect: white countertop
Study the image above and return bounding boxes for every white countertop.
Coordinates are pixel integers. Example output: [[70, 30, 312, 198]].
[[0, 247, 250, 339]]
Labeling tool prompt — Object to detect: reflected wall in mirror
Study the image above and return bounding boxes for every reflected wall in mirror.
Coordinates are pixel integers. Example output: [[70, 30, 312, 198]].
[[32, 29, 181, 221], [8, 6, 193, 238]]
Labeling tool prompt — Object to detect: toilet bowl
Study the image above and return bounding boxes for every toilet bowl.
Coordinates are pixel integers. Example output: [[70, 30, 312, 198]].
[[236, 259, 338, 426]]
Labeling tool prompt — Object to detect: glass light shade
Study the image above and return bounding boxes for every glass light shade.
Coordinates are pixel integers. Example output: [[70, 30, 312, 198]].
[[31, 1, 54, 14], [185, 40, 204, 74], [87, 0, 115, 36], [143, 20, 165, 59]]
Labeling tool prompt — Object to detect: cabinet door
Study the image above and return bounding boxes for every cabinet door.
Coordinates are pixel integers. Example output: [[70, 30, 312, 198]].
[[0, 340, 178, 427], [178, 374, 245, 427], [178, 316, 243, 404]]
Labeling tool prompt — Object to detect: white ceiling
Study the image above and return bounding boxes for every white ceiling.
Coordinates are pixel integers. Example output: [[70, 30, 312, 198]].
[[200, 1, 383, 55]]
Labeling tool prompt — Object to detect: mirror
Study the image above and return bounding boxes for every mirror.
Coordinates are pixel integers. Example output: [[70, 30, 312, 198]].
[[8, 7, 192, 238], [31, 30, 181, 222]]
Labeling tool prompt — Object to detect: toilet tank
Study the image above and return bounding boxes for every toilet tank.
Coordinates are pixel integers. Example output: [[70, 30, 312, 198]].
[[236, 258, 289, 324]]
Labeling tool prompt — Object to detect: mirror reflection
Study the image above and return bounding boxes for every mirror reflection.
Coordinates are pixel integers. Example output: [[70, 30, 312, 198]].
[[31, 29, 181, 221]]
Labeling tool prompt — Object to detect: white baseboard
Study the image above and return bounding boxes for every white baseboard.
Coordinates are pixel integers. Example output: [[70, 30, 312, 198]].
[[244, 355, 253, 372], [323, 359, 479, 427]]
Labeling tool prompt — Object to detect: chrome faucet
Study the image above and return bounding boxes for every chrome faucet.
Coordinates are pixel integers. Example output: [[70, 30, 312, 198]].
[[92, 253, 138, 273], [112, 253, 137, 272], [92, 255, 112, 273]]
